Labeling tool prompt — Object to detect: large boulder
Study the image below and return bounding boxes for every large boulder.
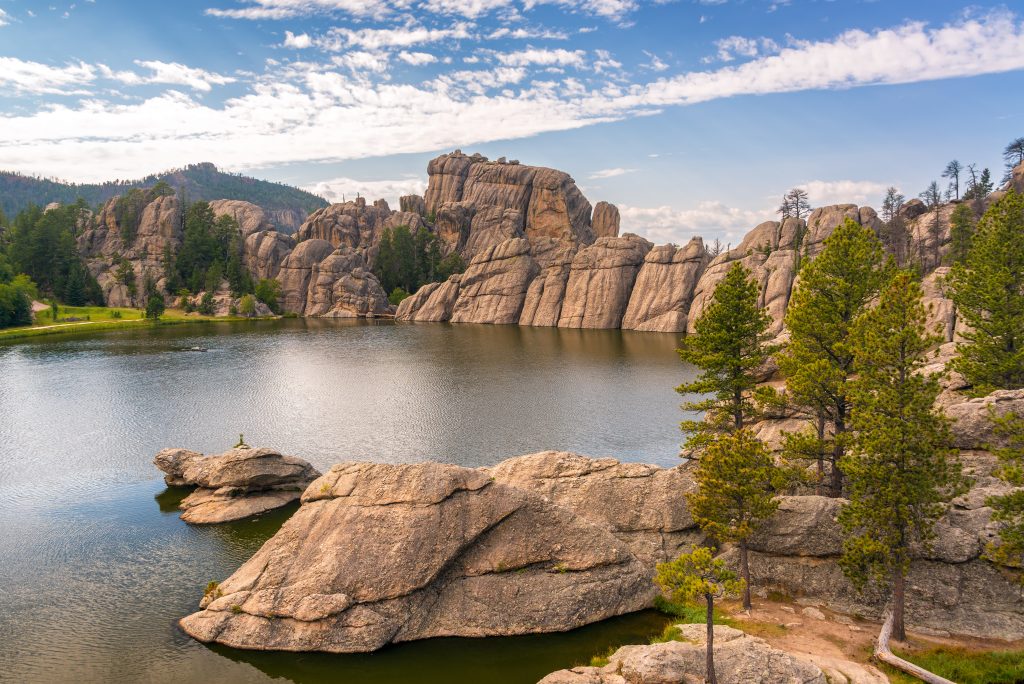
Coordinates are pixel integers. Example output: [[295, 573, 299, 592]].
[[179, 461, 651, 652], [297, 198, 423, 250], [395, 275, 462, 322], [945, 389, 1024, 449], [489, 452, 699, 566], [449, 238, 539, 324], [276, 239, 335, 314], [539, 625, 826, 684], [621, 238, 708, 333], [243, 230, 295, 280], [304, 248, 390, 318], [154, 447, 321, 524], [558, 235, 653, 329], [209, 199, 274, 237]]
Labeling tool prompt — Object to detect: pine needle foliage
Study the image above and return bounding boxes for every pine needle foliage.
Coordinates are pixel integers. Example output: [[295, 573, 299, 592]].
[[947, 190, 1024, 394], [985, 410, 1024, 578], [839, 271, 969, 641], [686, 429, 779, 609], [778, 218, 892, 496], [677, 262, 775, 450]]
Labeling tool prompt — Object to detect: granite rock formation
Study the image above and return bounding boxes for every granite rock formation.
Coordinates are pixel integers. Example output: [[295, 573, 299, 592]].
[[154, 447, 320, 524], [622, 239, 708, 332], [558, 235, 653, 329], [179, 460, 651, 651], [538, 625, 826, 684]]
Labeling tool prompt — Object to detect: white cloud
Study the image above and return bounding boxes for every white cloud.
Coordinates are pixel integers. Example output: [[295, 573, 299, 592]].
[[619, 201, 767, 245], [206, 0, 397, 20], [711, 36, 779, 62], [487, 26, 569, 40], [303, 175, 428, 206], [797, 179, 889, 206], [589, 167, 635, 179], [283, 30, 313, 48], [312, 21, 473, 50], [132, 61, 236, 91], [494, 48, 586, 67], [208, 0, 639, 22], [3, 11, 1024, 186], [398, 50, 438, 65], [0, 9, 11, 26], [642, 51, 669, 71], [0, 58, 95, 95]]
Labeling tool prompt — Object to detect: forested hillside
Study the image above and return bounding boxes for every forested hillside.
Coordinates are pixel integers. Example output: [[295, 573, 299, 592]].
[[0, 163, 327, 224]]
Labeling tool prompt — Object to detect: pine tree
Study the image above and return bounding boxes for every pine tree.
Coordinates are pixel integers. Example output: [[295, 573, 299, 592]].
[[655, 546, 744, 684], [985, 410, 1024, 577], [839, 272, 968, 642], [947, 191, 1024, 393], [779, 218, 891, 496], [686, 429, 779, 610], [1003, 137, 1024, 184], [942, 160, 963, 200], [677, 262, 775, 449], [947, 203, 975, 265]]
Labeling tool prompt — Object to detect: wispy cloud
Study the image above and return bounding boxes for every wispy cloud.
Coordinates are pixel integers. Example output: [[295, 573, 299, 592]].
[[0, 9, 11, 27], [797, 179, 890, 206], [589, 167, 635, 179], [0, 58, 95, 95], [619, 201, 768, 244]]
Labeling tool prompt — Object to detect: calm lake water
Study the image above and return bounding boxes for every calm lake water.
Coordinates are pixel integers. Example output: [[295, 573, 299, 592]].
[[0, 319, 695, 684]]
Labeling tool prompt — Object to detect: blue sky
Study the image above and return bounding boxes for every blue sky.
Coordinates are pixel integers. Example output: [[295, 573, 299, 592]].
[[1, 0, 1022, 244]]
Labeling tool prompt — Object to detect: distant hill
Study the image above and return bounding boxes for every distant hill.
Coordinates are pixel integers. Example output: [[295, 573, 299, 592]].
[[0, 162, 328, 231]]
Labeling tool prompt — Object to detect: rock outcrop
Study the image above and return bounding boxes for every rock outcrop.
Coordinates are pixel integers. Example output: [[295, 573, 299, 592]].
[[179, 460, 651, 651], [622, 239, 708, 332], [558, 235, 653, 329], [449, 238, 539, 324], [303, 248, 390, 318], [154, 447, 320, 524], [592, 201, 620, 239], [243, 230, 295, 281], [209, 199, 274, 237], [276, 239, 335, 314], [297, 198, 424, 250], [539, 624, 826, 684]]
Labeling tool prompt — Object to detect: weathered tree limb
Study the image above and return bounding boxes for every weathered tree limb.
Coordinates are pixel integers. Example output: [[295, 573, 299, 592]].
[[874, 610, 957, 684]]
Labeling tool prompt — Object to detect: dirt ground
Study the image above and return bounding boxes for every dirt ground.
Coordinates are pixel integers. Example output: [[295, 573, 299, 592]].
[[719, 598, 1023, 683]]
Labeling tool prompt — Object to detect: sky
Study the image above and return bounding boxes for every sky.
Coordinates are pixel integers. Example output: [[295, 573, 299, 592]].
[[0, 0, 1022, 245]]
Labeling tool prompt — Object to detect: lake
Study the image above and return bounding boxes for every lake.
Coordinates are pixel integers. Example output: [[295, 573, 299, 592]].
[[0, 319, 697, 683]]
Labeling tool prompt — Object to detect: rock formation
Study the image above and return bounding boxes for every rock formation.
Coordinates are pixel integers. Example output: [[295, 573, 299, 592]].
[[304, 248, 389, 318], [538, 624, 826, 684], [179, 460, 651, 651], [154, 447, 321, 524], [592, 201, 620, 239], [449, 238, 539, 325], [177, 408, 1022, 650], [209, 199, 274, 237], [558, 235, 653, 329], [622, 239, 708, 332]]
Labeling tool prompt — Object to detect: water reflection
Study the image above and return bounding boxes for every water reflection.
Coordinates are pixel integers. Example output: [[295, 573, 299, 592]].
[[0, 320, 694, 683]]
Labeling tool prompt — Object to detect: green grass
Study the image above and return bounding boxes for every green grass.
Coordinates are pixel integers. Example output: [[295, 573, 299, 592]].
[[881, 646, 1024, 684], [0, 305, 274, 342]]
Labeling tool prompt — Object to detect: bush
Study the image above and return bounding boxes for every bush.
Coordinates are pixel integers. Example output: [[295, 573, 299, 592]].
[[0, 281, 32, 328], [197, 292, 215, 316], [254, 278, 282, 314], [388, 287, 409, 306], [110, 310, 122, 319], [237, 294, 256, 317], [145, 294, 165, 320]]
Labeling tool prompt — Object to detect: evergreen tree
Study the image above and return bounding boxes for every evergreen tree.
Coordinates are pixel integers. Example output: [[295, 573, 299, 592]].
[[677, 262, 775, 449], [880, 187, 909, 266], [985, 410, 1024, 577], [655, 546, 744, 684], [918, 181, 944, 270], [840, 271, 968, 641], [779, 218, 891, 496], [947, 191, 1024, 392], [254, 278, 282, 314], [1003, 137, 1024, 184], [947, 203, 975, 265], [686, 430, 778, 610], [942, 160, 963, 200], [778, 188, 811, 221]]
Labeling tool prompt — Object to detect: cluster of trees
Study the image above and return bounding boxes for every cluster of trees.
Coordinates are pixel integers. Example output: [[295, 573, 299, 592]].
[[660, 189, 1024, 679], [0, 162, 327, 223], [374, 225, 464, 302], [0, 202, 104, 328], [113, 182, 175, 244]]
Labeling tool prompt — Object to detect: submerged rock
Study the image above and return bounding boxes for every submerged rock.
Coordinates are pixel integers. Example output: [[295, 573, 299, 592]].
[[154, 447, 320, 524], [538, 624, 826, 684]]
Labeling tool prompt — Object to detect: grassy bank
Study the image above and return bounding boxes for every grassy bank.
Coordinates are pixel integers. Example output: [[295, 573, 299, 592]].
[[883, 646, 1024, 684], [1, 304, 274, 342]]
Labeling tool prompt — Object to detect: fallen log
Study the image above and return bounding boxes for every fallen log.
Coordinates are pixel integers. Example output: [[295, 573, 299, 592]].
[[874, 610, 956, 684]]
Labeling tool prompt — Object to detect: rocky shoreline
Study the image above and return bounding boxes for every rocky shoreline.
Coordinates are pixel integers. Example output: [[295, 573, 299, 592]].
[[169, 400, 1023, 652]]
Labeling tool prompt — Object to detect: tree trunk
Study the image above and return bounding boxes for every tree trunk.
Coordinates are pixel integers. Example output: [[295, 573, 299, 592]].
[[740, 540, 751, 610], [831, 412, 845, 497], [893, 569, 907, 642], [706, 594, 717, 684]]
